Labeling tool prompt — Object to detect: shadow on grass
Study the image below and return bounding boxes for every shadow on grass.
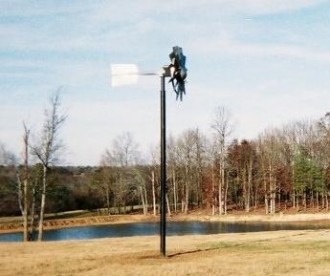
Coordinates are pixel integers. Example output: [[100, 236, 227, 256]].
[[136, 247, 216, 260], [168, 248, 215, 258]]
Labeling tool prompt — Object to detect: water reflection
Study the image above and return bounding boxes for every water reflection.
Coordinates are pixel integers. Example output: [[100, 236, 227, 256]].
[[0, 221, 328, 242]]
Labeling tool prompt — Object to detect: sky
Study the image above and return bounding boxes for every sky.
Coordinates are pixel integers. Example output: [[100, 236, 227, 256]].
[[1, 0, 330, 166]]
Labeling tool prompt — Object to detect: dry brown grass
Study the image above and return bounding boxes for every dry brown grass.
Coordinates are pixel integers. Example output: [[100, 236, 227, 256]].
[[1, 230, 330, 275]]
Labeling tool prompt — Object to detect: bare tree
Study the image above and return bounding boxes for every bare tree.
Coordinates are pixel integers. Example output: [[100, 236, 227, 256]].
[[257, 129, 282, 214], [211, 106, 233, 215], [229, 140, 256, 212], [149, 146, 159, 216], [103, 132, 140, 213], [173, 128, 207, 214], [31, 92, 66, 241], [167, 135, 178, 214], [176, 130, 195, 214], [191, 128, 206, 208], [95, 157, 115, 215], [16, 123, 31, 241], [132, 167, 148, 215]]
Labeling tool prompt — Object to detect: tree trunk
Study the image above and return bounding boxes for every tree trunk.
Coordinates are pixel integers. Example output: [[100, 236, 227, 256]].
[[212, 167, 215, 215], [247, 158, 253, 212], [123, 200, 127, 214], [269, 173, 276, 215], [23, 178, 29, 241], [140, 186, 147, 215], [296, 196, 300, 210], [224, 172, 228, 215], [173, 171, 177, 213], [144, 186, 148, 214], [262, 170, 267, 214], [29, 186, 36, 240], [37, 165, 47, 241], [269, 167, 276, 215], [151, 170, 156, 216], [292, 190, 296, 209], [184, 181, 189, 214], [271, 191, 276, 214], [17, 174, 26, 241], [219, 157, 225, 215], [243, 169, 249, 212], [106, 185, 110, 215], [17, 128, 30, 242], [166, 193, 171, 216], [218, 180, 222, 215], [23, 128, 29, 241], [303, 191, 307, 211]]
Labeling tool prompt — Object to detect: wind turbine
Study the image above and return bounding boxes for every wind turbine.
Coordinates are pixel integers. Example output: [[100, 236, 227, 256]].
[[111, 46, 187, 100], [110, 47, 187, 256]]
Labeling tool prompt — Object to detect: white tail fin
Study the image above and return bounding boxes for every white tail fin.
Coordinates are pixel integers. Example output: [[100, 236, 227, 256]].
[[111, 64, 139, 87]]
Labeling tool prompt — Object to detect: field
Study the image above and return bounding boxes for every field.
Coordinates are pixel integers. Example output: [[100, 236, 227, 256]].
[[0, 229, 330, 275]]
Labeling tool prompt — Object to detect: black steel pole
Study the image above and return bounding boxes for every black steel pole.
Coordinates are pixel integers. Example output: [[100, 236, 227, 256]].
[[160, 74, 166, 256]]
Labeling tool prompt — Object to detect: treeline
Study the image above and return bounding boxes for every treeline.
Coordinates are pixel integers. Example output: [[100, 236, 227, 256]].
[[1, 109, 330, 220], [0, 165, 101, 216], [95, 110, 330, 216]]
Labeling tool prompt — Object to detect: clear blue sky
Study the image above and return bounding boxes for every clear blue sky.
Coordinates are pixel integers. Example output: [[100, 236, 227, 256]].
[[1, 0, 330, 165]]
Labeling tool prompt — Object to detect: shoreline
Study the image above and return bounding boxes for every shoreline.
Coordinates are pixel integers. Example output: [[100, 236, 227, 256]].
[[1, 212, 330, 234]]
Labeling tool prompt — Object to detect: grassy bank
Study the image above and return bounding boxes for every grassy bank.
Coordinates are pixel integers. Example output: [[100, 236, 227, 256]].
[[2, 211, 330, 234], [0, 230, 329, 275]]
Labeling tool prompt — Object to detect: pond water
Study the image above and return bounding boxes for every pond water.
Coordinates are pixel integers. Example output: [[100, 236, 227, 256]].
[[0, 221, 329, 242]]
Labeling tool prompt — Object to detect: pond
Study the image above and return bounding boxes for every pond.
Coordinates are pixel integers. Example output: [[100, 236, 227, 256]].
[[0, 221, 329, 242]]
